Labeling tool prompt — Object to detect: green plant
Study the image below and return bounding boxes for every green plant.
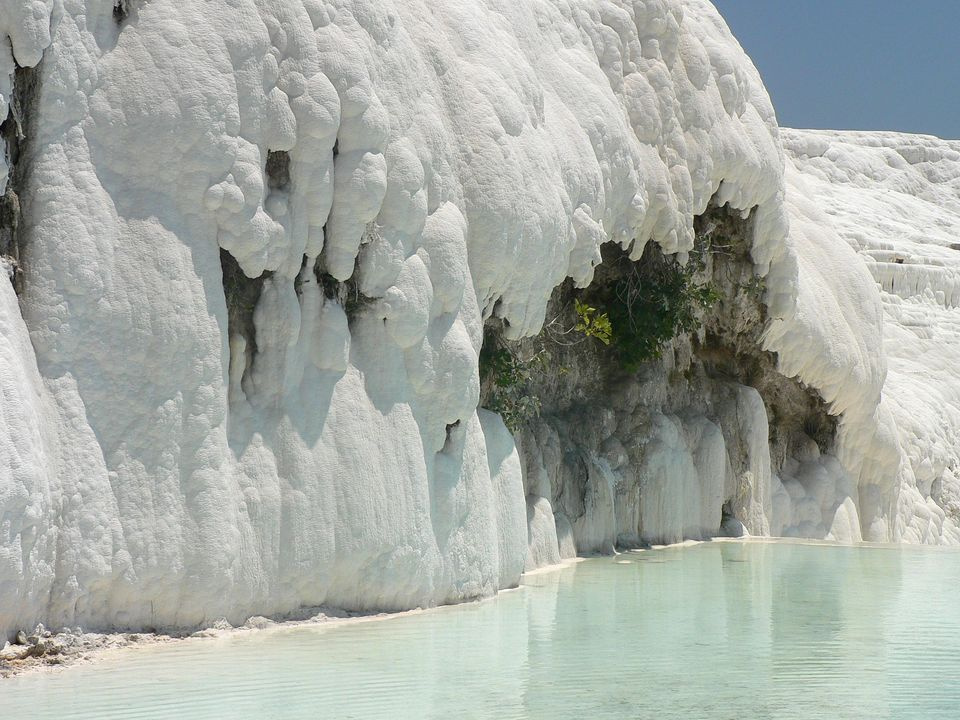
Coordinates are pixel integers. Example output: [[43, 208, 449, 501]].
[[739, 274, 766, 301], [574, 299, 613, 345], [479, 342, 543, 432], [581, 250, 720, 371], [479, 346, 523, 390], [489, 393, 541, 434]]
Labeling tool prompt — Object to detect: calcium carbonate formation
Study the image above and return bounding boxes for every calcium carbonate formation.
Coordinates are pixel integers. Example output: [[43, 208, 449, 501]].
[[0, 0, 955, 640]]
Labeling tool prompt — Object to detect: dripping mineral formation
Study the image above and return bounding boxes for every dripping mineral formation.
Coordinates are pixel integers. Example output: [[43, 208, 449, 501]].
[[1, 0, 957, 641]]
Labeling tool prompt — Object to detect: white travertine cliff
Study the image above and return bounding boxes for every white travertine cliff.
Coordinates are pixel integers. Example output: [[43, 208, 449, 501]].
[[0, 0, 954, 640]]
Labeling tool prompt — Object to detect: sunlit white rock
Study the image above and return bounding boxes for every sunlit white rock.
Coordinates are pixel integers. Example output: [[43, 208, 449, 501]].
[[0, 0, 956, 644]]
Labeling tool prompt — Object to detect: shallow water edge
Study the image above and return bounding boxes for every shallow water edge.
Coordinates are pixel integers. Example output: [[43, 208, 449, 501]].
[[3, 536, 948, 679]]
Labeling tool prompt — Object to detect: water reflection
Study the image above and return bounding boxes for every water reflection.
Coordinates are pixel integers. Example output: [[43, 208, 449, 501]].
[[5, 542, 959, 719]]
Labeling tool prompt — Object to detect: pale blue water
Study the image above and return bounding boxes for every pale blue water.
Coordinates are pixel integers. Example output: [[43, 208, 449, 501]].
[[4, 541, 960, 719]]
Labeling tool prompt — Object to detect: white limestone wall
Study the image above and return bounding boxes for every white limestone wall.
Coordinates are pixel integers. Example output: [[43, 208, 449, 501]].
[[784, 129, 960, 544], [0, 0, 791, 638], [1, 0, 946, 642]]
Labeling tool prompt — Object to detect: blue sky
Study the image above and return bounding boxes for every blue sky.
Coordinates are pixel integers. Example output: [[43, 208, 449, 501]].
[[712, 0, 960, 139]]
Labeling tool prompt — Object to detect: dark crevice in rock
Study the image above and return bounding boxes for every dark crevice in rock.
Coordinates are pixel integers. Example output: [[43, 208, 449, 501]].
[[0, 188, 21, 290], [693, 204, 837, 460], [1, 63, 40, 295], [221, 249, 271, 384], [441, 420, 462, 453], [293, 254, 309, 298], [113, 1, 148, 31], [113, 1, 130, 23], [313, 256, 373, 324], [265, 150, 290, 191]]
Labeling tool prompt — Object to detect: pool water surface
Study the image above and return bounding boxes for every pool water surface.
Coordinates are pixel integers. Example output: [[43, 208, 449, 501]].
[[4, 540, 959, 719]]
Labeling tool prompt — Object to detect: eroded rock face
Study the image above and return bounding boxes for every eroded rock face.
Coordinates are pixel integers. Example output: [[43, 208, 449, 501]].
[[488, 204, 861, 564], [0, 0, 791, 640], [0, 0, 943, 643]]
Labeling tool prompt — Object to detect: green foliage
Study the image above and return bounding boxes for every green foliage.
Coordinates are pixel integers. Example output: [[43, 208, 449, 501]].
[[490, 394, 541, 434], [479, 342, 543, 432], [479, 346, 523, 389], [739, 273, 766, 301], [574, 299, 612, 345], [581, 253, 720, 371]]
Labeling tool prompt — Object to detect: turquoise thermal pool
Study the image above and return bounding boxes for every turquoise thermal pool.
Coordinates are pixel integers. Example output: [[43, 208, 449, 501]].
[[4, 541, 960, 719]]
